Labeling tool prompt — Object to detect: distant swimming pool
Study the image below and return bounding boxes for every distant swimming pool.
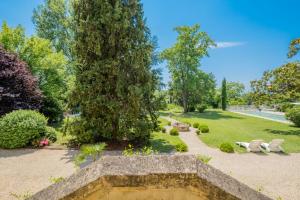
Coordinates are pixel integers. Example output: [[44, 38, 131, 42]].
[[232, 110, 290, 123]]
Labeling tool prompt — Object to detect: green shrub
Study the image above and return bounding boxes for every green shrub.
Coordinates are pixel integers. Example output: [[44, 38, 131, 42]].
[[161, 127, 166, 133], [0, 110, 48, 149], [286, 107, 300, 127], [196, 104, 207, 113], [175, 143, 188, 152], [196, 130, 200, 135], [169, 128, 179, 136], [167, 121, 171, 126], [193, 122, 199, 128], [220, 143, 234, 153], [199, 124, 209, 133], [277, 103, 294, 112], [44, 127, 58, 143]]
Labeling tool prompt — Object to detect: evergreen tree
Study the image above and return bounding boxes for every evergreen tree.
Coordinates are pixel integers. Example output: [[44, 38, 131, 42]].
[[71, 0, 159, 143], [221, 78, 227, 110]]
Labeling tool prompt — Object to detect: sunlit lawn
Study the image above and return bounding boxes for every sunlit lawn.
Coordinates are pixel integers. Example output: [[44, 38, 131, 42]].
[[171, 109, 300, 153]]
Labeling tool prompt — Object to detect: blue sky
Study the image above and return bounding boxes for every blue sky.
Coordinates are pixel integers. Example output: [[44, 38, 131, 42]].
[[0, 0, 299, 89]]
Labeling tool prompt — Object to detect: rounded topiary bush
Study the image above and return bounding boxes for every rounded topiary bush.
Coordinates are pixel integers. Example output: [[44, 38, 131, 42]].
[[286, 107, 300, 127], [161, 127, 166, 133], [196, 130, 200, 135], [0, 110, 48, 149], [220, 143, 234, 153], [193, 122, 199, 128], [175, 143, 188, 152], [199, 124, 209, 133], [170, 128, 179, 136]]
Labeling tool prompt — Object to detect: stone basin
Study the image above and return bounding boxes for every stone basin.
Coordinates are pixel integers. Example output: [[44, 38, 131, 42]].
[[28, 155, 271, 200]]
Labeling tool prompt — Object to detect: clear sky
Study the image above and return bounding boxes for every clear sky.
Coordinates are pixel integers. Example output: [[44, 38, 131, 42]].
[[0, 0, 299, 89]]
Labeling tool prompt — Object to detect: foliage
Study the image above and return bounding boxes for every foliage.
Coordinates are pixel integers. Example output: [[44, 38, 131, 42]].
[[288, 38, 300, 58], [49, 176, 64, 184], [196, 104, 207, 113], [122, 144, 135, 156], [221, 78, 227, 110], [193, 122, 200, 128], [226, 81, 246, 105], [74, 143, 106, 166], [32, 0, 73, 60], [0, 45, 42, 115], [161, 24, 215, 113], [175, 143, 188, 152], [70, 0, 159, 143], [220, 142, 234, 153], [196, 130, 201, 135], [277, 102, 295, 112], [167, 121, 171, 126], [199, 124, 209, 133], [141, 146, 158, 155], [286, 107, 300, 127], [10, 191, 32, 200], [251, 62, 300, 106], [197, 154, 212, 164], [161, 127, 166, 133], [45, 126, 58, 143], [0, 110, 48, 149], [170, 128, 179, 136], [0, 22, 69, 122]]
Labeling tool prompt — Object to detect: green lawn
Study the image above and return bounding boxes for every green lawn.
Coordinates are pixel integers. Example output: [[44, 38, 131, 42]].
[[172, 109, 300, 153], [150, 131, 185, 153]]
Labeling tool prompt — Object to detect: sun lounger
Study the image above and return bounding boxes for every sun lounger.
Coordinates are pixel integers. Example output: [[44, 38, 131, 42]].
[[261, 139, 284, 152], [235, 140, 263, 152]]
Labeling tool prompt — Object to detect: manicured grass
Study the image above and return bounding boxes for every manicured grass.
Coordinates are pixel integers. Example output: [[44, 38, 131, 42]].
[[150, 131, 186, 153], [172, 109, 300, 153]]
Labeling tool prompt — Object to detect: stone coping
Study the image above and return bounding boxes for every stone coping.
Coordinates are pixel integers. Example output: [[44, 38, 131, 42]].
[[28, 155, 271, 200]]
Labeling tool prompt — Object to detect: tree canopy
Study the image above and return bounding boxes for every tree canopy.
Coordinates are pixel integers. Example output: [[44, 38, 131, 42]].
[[161, 24, 215, 112], [251, 62, 300, 106], [0, 22, 68, 122], [0, 46, 42, 115]]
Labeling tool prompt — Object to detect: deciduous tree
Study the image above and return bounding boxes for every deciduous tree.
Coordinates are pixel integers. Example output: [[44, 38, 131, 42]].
[[161, 24, 215, 112], [0, 46, 42, 115]]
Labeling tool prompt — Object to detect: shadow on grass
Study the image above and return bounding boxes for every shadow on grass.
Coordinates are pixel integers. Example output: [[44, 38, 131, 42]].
[[177, 110, 244, 120], [264, 128, 300, 136], [149, 138, 175, 153]]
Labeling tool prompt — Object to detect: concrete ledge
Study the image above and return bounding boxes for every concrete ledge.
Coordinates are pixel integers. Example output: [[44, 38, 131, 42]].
[[28, 155, 271, 200]]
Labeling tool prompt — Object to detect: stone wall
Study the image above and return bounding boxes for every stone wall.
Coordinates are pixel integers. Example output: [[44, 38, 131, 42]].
[[28, 155, 271, 200]]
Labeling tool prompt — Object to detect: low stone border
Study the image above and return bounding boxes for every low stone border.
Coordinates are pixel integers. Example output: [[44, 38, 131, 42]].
[[28, 155, 271, 200]]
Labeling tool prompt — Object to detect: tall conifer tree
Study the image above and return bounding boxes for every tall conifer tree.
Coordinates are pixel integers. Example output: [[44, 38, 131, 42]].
[[71, 0, 158, 143], [221, 78, 227, 110]]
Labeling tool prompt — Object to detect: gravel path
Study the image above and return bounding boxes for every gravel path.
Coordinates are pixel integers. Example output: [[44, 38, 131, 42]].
[[0, 149, 77, 200], [163, 116, 300, 200]]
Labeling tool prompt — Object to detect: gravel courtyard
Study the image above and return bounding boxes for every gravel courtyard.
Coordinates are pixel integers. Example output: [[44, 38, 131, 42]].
[[1, 138, 300, 200]]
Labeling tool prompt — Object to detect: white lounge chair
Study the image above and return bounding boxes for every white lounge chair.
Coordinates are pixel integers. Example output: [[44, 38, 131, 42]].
[[261, 139, 284, 152], [235, 140, 264, 152]]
